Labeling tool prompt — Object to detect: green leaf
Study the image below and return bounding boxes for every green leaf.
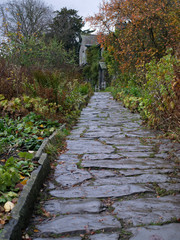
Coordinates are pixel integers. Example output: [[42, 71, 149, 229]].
[[18, 152, 33, 160]]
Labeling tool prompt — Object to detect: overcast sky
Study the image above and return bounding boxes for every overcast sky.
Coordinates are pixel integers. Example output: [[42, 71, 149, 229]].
[[45, 0, 102, 18], [44, 0, 102, 30], [1, 0, 102, 30]]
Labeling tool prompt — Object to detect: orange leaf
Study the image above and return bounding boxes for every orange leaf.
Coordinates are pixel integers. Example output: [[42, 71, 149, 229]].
[[0, 218, 6, 225], [20, 179, 28, 185], [20, 175, 25, 180], [38, 137, 44, 140]]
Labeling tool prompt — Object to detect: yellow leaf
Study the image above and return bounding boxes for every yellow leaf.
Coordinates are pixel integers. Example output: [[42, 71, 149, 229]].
[[158, 106, 164, 111], [170, 101, 175, 109], [20, 178, 28, 185], [33, 229, 39, 233], [20, 174, 25, 180]]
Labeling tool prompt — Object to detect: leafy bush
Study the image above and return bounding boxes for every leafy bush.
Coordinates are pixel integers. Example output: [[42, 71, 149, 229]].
[[0, 152, 35, 203], [1, 34, 75, 69], [83, 45, 100, 87], [78, 82, 92, 96], [108, 50, 180, 139], [144, 50, 179, 130], [0, 113, 60, 153], [0, 59, 30, 100]]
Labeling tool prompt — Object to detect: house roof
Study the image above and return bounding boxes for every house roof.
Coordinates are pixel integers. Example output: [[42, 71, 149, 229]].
[[81, 35, 98, 46]]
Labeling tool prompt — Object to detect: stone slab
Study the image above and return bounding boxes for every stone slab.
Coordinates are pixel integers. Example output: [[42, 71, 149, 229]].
[[115, 145, 153, 152], [57, 154, 80, 164], [89, 232, 120, 240], [70, 126, 87, 135], [90, 170, 117, 178], [119, 169, 174, 176], [96, 126, 123, 132], [81, 159, 172, 170], [83, 131, 118, 138], [121, 131, 156, 138], [55, 168, 92, 187], [66, 140, 114, 154], [50, 184, 153, 199], [159, 142, 180, 152], [158, 183, 180, 191], [55, 163, 78, 176], [113, 195, 180, 226], [82, 154, 121, 161], [36, 214, 121, 235], [118, 151, 160, 158], [44, 199, 104, 214], [129, 223, 180, 240], [92, 174, 171, 186], [34, 238, 81, 240], [99, 137, 141, 146]]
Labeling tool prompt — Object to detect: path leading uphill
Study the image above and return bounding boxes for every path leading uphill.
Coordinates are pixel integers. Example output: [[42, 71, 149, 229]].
[[27, 92, 180, 240]]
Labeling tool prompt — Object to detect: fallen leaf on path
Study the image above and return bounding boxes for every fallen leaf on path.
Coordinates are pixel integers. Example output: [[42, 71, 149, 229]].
[[59, 161, 65, 164], [42, 208, 51, 218]]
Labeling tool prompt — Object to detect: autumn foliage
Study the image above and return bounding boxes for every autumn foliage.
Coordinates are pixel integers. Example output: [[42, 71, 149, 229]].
[[87, 0, 179, 71]]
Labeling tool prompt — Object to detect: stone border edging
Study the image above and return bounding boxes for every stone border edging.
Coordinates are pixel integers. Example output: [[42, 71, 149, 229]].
[[0, 124, 66, 240]]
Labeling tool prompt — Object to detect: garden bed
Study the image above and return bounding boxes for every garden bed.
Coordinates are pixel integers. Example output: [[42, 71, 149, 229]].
[[0, 124, 66, 240]]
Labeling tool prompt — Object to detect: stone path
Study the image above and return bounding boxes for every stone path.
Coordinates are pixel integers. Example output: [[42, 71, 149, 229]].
[[27, 92, 180, 240]]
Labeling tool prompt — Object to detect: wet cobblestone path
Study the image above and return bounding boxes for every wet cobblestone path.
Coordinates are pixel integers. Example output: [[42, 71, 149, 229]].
[[27, 92, 180, 240]]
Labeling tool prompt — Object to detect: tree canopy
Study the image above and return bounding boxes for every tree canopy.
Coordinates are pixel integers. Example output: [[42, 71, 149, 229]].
[[48, 7, 84, 51], [86, 0, 180, 71], [0, 0, 52, 38]]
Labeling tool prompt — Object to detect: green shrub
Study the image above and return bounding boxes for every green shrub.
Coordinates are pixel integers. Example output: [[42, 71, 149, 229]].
[[144, 50, 179, 129], [83, 45, 100, 87], [0, 152, 35, 203], [108, 50, 179, 138]]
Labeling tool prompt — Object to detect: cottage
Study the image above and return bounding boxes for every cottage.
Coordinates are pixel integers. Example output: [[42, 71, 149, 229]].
[[79, 34, 107, 90], [79, 35, 98, 66]]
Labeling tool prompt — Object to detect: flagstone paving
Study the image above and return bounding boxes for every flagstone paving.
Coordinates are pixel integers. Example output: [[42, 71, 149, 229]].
[[27, 92, 180, 240]]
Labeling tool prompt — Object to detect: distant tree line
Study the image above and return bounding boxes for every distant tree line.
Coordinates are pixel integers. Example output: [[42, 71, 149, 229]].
[[0, 0, 86, 55]]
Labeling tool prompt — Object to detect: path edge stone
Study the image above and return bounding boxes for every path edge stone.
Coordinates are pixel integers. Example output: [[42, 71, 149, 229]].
[[0, 124, 66, 240]]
